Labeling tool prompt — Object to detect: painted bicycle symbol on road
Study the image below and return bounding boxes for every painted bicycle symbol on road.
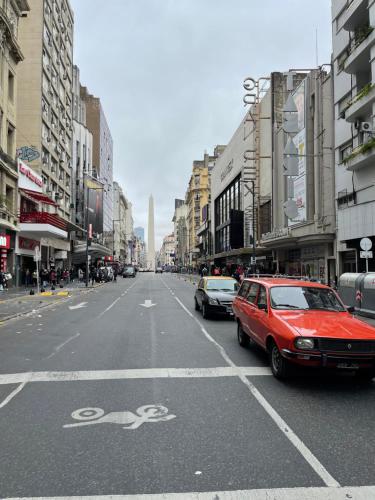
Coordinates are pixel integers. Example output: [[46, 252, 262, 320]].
[[63, 405, 176, 430]]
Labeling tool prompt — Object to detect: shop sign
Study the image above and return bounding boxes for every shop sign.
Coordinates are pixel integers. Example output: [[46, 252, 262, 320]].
[[18, 159, 43, 192], [0, 234, 10, 249], [19, 237, 39, 251], [262, 227, 290, 241], [221, 159, 233, 183], [104, 256, 113, 262]]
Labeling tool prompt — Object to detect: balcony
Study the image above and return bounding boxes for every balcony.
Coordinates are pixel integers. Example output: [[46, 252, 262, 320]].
[[345, 83, 375, 121], [19, 211, 68, 239], [342, 0, 369, 32], [344, 27, 375, 74], [342, 138, 375, 170]]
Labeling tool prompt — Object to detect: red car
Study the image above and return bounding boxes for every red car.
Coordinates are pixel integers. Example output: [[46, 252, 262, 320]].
[[232, 277, 375, 380]]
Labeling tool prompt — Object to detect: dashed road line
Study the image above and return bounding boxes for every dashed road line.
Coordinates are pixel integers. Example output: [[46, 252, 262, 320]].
[[45, 332, 81, 359], [160, 275, 340, 488], [97, 280, 138, 318]]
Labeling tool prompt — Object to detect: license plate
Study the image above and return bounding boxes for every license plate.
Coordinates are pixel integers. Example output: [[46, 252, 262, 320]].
[[337, 362, 359, 370], [226, 307, 233, 313]]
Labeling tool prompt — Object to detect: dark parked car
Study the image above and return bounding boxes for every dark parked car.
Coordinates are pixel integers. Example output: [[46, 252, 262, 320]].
[[194, 277, 239, 319], [123, 266, 136, 278]]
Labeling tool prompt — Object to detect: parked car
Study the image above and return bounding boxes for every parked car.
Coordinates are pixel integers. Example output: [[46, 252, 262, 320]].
[[233, 277, 375, 380], [123, 266, 136, 278], [194, 276, 239, 319], [155, 267, 163, 274]]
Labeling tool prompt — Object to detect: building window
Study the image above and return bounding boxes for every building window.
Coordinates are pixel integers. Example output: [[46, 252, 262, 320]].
[[339, 141, 353, 163], [214, 175, 243, 253], [337, 92, 352, 119], [337, 48, 350, 73], [337, 189, 356, 208], [8, 71, 14, 102], [7, 122, 14, 156]]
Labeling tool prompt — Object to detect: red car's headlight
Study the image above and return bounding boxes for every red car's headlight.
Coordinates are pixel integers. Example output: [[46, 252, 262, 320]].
[[295, 338, 315, 350]]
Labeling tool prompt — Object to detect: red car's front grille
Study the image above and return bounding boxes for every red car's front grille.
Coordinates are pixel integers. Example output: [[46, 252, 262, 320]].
[[317, 339, 375, 353]]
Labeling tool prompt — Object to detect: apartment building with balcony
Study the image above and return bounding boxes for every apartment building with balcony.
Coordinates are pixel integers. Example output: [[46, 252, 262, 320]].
[[172, 199, 188, 267], [16, 0, 74, 271], [0, 0, 29, 283], [185, 148, 224, 268], [159, 233, 175, 267], [112, 181, 128, 262], [333, 0, 375, 273]]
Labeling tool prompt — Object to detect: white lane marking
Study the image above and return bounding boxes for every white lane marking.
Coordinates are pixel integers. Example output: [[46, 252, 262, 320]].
[[45, 332, 81, 359], [0, 367, 271, 385], [0, 381, 27, 409], [5, 486, 375, 500], [140, 299, 157, 308], [163, 278, 340, 488], [97, 281, 137, 318], [69, 302, 88, 310]]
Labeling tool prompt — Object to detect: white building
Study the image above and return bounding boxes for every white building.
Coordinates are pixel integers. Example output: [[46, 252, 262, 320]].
[[112, 181, 128, 262], [172, 200, 188, 266], [160, 233, 175, 266], [332, 0, 375, 273]]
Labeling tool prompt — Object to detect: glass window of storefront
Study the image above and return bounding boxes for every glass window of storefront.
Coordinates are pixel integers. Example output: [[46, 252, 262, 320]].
[[215, 175, 242, 253]]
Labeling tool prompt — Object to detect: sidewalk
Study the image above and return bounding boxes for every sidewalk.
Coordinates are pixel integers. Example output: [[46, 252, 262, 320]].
[[0, 281, 104, 322]]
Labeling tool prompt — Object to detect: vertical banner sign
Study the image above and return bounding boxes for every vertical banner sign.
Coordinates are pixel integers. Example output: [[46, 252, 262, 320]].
[[289, 81, 306, 226]]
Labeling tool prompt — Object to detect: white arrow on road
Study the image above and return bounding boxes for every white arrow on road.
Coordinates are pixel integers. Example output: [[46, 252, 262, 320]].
[[69, 302, 88, 310], [140, 300, 157, 309]]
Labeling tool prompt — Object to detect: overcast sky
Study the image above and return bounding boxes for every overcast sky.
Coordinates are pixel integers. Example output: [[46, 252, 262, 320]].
[[71, 0, 332, 249]]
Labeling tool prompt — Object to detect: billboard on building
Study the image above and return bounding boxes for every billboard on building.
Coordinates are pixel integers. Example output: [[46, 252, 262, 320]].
[[87, 185, 104, 236], [289, 80, 306, 226]]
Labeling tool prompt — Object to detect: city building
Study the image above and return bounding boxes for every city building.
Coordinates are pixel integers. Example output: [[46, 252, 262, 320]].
[[72, 65, 93, 229], [16, 0, 74, 272], [147, 194, 155, 269], [210, 89, 272, 272], [125, 199, 134, 264], [185, 147, 224, 268], [172, 199, 188, 267], [159, 233, 175, 267], [112, 181, 128, 262], [81, 86, 113, 246], [134, 226, 144, 242], [261, 70, 336, 283], [134, 236, 146, 268], [0, 0, 29, 284], [332, 0, 375, 273]]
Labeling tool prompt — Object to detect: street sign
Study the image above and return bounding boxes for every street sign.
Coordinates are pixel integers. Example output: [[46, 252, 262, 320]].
[[33, 246, 41, 262], [360, 238, 372, 251], [360, 251, 373, 259], [251, 257, 256, 265]]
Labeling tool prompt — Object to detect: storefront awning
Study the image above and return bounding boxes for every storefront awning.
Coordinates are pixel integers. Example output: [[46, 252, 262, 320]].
[[20, 189, 57, 206]]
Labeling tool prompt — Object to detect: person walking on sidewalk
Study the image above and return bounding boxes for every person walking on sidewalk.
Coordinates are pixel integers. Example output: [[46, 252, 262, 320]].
[[78, 268, 83, 282]]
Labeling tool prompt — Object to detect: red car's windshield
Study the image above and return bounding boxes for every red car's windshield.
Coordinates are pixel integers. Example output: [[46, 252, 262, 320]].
[[270, 286, 346, 312]]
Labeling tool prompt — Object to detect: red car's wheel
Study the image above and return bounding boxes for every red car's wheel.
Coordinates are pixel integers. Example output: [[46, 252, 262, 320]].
[[269, 341, 291, 379], [237, 322, 249, 348]]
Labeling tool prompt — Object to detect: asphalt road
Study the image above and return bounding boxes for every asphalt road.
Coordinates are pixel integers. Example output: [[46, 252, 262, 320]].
[[1, 273, 375, 500]]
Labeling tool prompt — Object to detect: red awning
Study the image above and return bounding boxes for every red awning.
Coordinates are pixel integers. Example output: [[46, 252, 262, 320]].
[[20, 189, 57, 206]]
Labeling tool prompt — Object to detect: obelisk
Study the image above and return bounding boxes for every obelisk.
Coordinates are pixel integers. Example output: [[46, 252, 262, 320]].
[[147, 195, 155, 270]]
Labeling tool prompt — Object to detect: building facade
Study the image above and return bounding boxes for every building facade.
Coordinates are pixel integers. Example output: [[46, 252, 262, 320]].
[[0, 0, 29, 283], [185, 148, 224, 268], [16, 0, 74, 272], [112, 181, 128, 262], [332, 0, 375, 274], [172, 199, 188, 267], [261, 70, 336, 284], [81, 86, 113, 244], [159, 233, 175, 267]]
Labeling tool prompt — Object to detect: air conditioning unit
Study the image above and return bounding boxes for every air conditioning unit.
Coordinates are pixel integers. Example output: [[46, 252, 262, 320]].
[[355, 120, 373, 132], [360, 122, 373, 133]]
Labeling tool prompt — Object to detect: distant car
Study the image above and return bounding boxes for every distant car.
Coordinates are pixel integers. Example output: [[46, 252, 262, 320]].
[[233, 277, 375, 380], [194, 276, 239, 319], [123, 266, 136, 278], [155, 267, 163, 274]]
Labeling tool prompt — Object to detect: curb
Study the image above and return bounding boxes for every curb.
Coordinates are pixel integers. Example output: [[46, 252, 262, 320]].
[[0, 281, 106, 324]]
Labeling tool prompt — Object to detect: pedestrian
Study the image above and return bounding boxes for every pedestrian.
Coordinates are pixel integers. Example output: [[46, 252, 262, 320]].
[[202, 265, 208, 276], [78, 268, 83, 282], [50, 269, 56, 287], [25, 268, 31, 287]]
